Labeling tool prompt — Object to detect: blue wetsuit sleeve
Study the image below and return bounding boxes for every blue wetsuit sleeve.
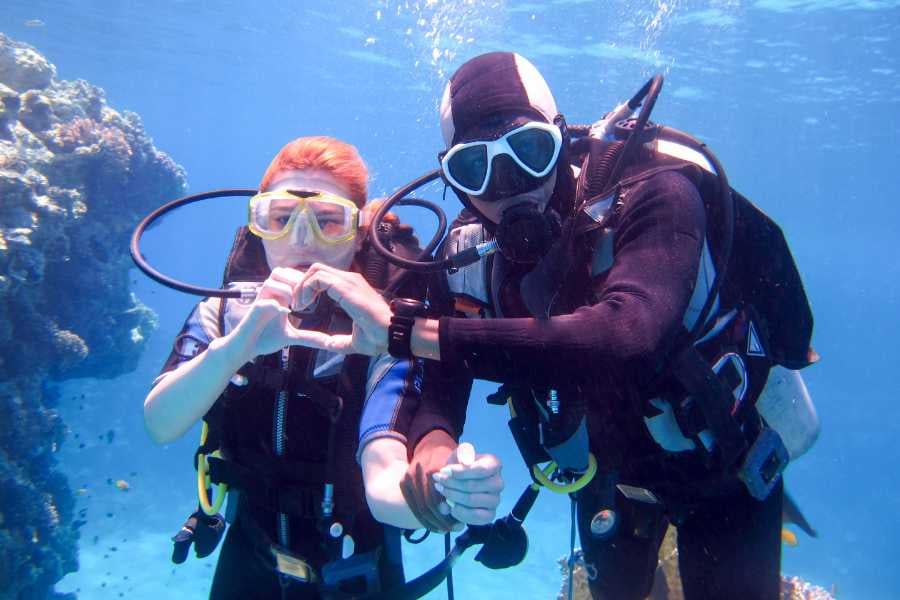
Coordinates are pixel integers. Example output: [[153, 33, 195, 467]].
[[357, 354, 424, 462]]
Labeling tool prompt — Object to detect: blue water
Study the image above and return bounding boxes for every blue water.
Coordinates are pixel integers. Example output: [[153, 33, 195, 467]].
[[4, 1, 900, 598]]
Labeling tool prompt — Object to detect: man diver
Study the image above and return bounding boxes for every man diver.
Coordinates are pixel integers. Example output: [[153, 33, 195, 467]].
[[143, 136, 503, 599], [286, 53, 817, 600]]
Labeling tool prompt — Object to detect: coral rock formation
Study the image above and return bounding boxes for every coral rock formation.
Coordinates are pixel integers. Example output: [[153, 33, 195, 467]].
[[0, 33, 185, 599]]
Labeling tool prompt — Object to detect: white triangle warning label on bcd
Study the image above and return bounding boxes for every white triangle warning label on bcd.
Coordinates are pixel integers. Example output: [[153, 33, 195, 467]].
[[747, 321, 766, 357]]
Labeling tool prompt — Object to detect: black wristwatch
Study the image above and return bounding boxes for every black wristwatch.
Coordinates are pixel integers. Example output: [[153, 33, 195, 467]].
[[388, 298, 427, 358]]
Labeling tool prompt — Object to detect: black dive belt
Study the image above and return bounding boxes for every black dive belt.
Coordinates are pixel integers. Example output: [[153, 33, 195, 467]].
[[206, 456, 326, 517]]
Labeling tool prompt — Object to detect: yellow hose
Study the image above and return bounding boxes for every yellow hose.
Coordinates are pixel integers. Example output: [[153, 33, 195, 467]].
[[531, 453, 598, 494], [197, 421, 227, 515], [506, 398, 598, 494]]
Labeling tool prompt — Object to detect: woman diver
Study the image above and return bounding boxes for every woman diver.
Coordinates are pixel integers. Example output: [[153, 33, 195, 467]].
[[143, 136, 504, 599]]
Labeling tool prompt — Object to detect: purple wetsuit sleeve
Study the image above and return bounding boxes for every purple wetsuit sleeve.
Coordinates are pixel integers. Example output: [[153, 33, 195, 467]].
[[438, 171, 707, 385], [403, 358, 472, 456]]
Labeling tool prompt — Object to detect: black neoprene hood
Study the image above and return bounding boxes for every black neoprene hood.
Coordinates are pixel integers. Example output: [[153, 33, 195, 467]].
[[440, 52, 559, 147]]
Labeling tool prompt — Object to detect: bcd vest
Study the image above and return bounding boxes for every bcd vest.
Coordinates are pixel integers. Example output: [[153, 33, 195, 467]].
[[438, 139, 819, 500], [199, 224, 425, 556]]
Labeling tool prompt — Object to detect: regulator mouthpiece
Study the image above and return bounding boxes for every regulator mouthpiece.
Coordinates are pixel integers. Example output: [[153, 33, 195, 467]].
[[495, 204, 561, 264]]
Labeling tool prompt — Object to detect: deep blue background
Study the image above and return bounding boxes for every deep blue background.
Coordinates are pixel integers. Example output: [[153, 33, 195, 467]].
[[3, 1, 899, 598]]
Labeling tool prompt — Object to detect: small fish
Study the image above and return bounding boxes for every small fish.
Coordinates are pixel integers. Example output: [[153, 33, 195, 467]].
[[75, 487, 89, 496], [24, 19, 45, 28], [105, 430, 115, 444], [781, 528, 798, 547], [114, 479, 130, 491]]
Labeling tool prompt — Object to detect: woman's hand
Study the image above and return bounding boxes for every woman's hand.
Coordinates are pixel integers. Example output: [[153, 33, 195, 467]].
[[433, 443, 504, 526], [227, 267, 309, 361], [289, 262, 392, 356]]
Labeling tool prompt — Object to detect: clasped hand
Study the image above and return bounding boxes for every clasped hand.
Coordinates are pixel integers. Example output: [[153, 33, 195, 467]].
[[436, 442, 504, 527]]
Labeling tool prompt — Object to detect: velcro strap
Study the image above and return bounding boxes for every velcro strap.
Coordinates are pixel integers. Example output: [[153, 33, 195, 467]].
[[673, 397, 707, 438], [207, 455, 265, 489], [235, 450, 328, 483], [207, 457, 324, 518]]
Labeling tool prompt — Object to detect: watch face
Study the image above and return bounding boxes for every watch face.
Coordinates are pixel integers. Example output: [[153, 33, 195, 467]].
[[391, 298, 426, 316]]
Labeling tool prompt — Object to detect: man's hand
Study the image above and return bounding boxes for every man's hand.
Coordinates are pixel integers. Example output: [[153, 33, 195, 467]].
[[433, 442, 504, 526]]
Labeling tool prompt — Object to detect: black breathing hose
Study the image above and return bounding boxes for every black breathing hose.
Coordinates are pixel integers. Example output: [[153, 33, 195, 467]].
[[367, 170, 455, 272], [130, 187, 448, 299], [130, 189, 257, 298]]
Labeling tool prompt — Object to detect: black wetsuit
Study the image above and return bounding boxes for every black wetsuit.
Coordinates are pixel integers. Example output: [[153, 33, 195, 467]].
[[431, 169, 783, 599], [158, 317, 403, 599]]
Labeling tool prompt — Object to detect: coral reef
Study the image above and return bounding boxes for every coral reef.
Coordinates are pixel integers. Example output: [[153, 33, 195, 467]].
[[557, 527, 835, 600], [0, 34, 185, 599]]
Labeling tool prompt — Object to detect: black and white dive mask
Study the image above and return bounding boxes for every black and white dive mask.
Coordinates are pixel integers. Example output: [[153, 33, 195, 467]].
[[440, 121, 563, 200]]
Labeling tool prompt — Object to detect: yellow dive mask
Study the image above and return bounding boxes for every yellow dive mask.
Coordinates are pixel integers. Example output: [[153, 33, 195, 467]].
[[248, 190, 359, 244]]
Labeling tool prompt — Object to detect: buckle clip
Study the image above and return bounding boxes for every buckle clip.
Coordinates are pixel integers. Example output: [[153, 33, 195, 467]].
[[272, 546, 317, 583]]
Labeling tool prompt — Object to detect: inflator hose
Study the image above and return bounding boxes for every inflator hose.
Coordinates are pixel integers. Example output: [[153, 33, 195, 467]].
[[604, 75, 664, 196], [367, 170, 454, 272]]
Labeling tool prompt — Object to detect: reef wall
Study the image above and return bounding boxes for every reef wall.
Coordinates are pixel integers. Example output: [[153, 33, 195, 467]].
[[0, 34, 185, 599]]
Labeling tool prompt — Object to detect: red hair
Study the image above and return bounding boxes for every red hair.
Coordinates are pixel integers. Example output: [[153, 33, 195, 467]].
[[259, 136, 368, 208]]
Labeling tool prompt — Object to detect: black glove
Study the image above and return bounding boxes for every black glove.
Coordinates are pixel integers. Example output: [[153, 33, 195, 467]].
[[171, 509, 226, 564]]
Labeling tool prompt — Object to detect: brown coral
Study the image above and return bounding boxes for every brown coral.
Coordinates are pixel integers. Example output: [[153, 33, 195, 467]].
[[47, 116, 131, 159], [558, 526, 835, 600]]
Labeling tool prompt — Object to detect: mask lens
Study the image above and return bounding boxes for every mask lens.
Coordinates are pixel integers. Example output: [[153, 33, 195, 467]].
[[250, 193, 301, 238], [507, 127, 557, 173], [306, 199, 354, 241], [447, 144, 489, 192]]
